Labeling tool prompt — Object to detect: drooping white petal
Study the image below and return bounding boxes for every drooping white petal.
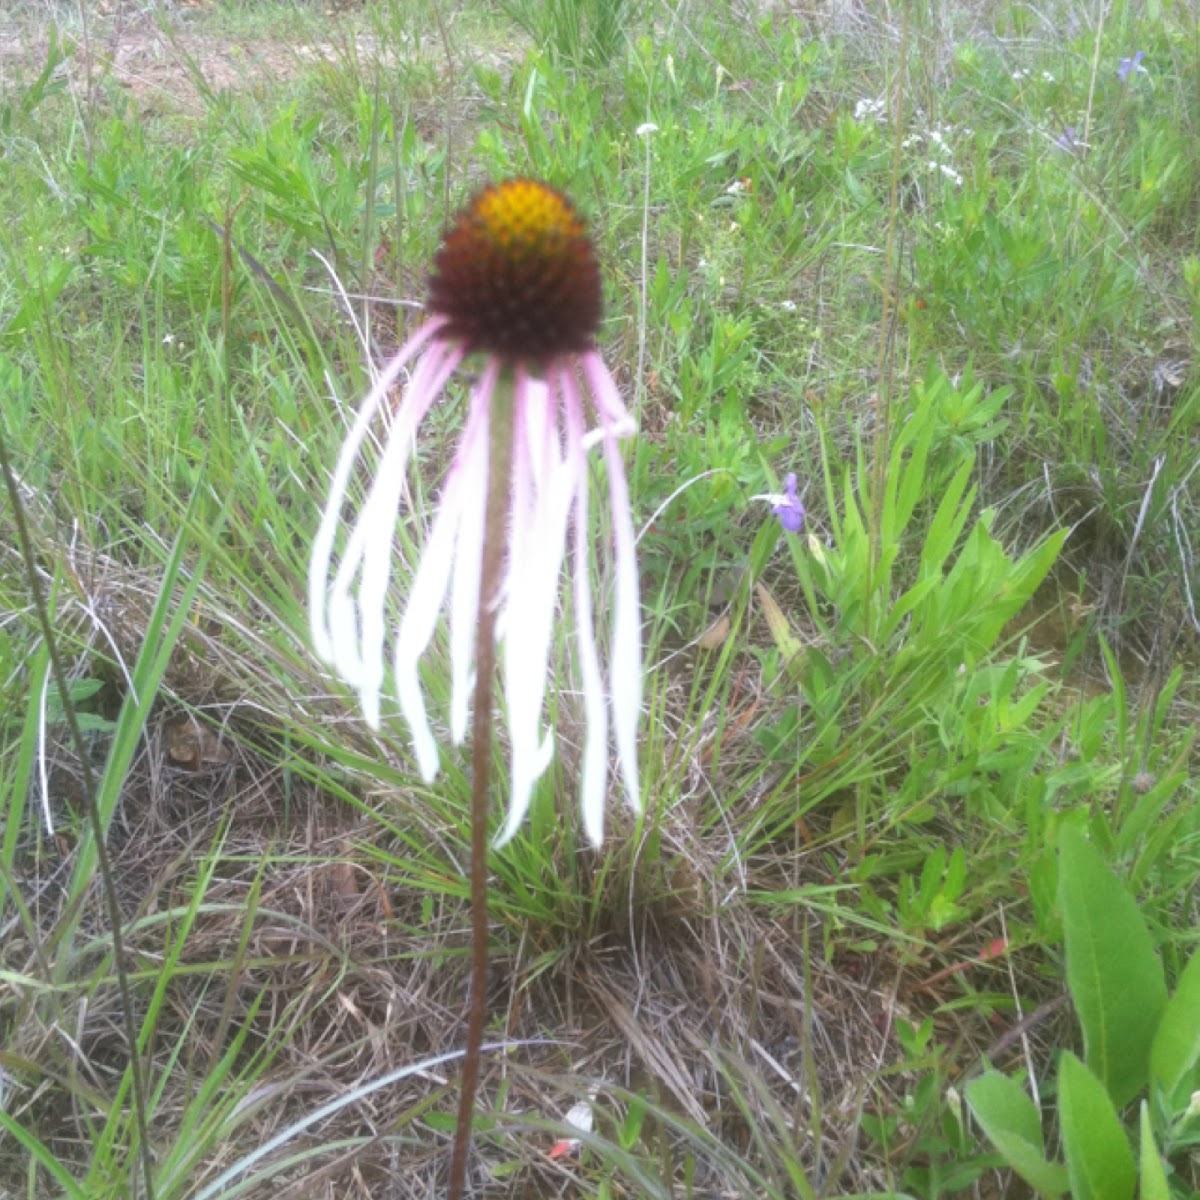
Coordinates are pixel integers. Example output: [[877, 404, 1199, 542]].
[[522, 373, 549, 473], [341, 345, 450, 720], [325, 340, 462, 727], [495, 373, 577, 847], [392, 361, 489, 779], [392, 497, 461, 779], [580, 350, 636, 439], [448, 364, 496, 744], [582, 352, 642, 812], [496, 382, 540, 843], [560, 365, 609, 846], [309, 318, 446, 667]]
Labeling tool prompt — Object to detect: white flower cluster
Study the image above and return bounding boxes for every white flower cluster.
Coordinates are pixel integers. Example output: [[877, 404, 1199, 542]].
[[854, 95, 887, 123], [903, 124, 967, 188]]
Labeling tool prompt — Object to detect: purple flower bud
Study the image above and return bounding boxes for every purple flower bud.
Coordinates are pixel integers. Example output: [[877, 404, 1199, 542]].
[[772, 472, 806, 533], [1117, 51, 1145, 85], [1055, 126, 1078, 153]]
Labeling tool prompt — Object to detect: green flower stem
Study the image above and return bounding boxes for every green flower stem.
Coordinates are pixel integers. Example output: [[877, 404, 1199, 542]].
[[448, 366, 515, 1200]]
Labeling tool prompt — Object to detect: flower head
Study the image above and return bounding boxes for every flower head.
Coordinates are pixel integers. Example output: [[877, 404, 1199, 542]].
[[1117, 51, 1146, 85], [309, 180, 642, 847], [1055, 125, 1082, 155], [754, 472, 805, 533]]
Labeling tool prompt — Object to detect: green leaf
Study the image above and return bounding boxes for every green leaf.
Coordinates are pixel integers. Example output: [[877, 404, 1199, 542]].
[[755, 583, 804, 681], [965, 1071, 1068, 1197], [917, 458, 976, 579], [0, 258, 75, 342], [0, 1112, 88, 1199], [1058, 826, 1166, 1107], [1058, 1052, 1136, 1200], [1138, 1103, 1169, 1200], [1150, 947, 1200, 1106]]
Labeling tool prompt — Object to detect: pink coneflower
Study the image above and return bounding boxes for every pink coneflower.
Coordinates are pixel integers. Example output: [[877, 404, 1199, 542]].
[[309, 180, 641, 846]]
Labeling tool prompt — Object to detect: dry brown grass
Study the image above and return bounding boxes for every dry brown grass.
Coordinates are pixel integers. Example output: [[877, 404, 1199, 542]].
[[1, 537, 1060, 1196], [0, 401, 1072, 1194]]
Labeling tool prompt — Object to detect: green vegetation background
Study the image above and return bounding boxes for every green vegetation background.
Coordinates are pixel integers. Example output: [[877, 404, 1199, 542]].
[[0, 0, 1196, 1196]]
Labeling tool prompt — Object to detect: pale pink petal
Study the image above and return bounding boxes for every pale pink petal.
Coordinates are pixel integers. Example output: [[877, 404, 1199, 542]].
[[322, 336, 453, 657], [343, 346, 454, 722], [496, 381, 540, 843], [309, 318, 446, 666], [495, 373, 577, 847], [522, 374, 550, 476], [392, 361, 489, 779], [392, 498, 459, 779], [580, 350, 636, 444], [560, 364, 609, 846], [319, 337, 457, 726], [583, 353, 642, 812], [324, 340, 463, 726], [448, 363, 497, 743]]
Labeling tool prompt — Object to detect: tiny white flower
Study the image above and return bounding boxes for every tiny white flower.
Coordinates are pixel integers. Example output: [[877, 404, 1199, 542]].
[[930, 161, 963, 186], [854, 96, 887, 123]]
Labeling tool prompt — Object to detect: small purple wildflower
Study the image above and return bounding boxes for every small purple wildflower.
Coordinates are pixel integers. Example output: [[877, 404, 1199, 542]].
[[1117, 51, 1146, 85], [1055, 126, 1080, 154], [753, 472, 805, 533]]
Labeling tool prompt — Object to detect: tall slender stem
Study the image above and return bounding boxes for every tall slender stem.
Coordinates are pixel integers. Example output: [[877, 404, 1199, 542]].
[[870, 1, 909, 571], [448, 369, 515, 1200], [0, 421, 156, 1200]]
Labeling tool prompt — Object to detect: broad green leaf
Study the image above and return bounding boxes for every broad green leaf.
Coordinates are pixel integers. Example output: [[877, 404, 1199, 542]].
[[1058, 826, 1166, 1107], [1150, 947, 1200, 1105], [884, 396, 935, 544], [1059, 1052, 1136, 1200], [917, 458, 976, 578], [1138, 1103, 1169, 1200], [756, 583, 804, 681], [965, 1071, 1068, 1197]]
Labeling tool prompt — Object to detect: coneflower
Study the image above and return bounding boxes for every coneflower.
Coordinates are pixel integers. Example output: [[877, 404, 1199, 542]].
[[309, 177, 642, 843], [310, 178, 643, 1196]]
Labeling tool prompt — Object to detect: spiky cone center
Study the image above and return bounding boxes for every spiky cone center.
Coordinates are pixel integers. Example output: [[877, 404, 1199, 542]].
[[427, 180, 603, 361]]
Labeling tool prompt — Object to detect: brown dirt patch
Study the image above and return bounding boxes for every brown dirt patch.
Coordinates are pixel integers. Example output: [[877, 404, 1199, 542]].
[[0, 3, 398, 115]]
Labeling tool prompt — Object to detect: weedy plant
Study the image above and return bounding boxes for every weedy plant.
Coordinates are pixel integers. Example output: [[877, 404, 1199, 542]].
[[500, 0, 644, 69], [968, 826, 1200, 1200]]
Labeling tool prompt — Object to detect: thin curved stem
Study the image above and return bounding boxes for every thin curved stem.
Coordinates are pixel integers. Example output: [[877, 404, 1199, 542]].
[[447, 369, 515, 1200], [0, 424, 156, 1200]]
